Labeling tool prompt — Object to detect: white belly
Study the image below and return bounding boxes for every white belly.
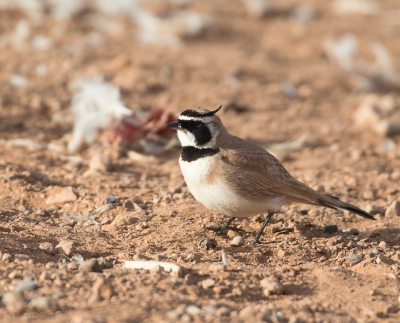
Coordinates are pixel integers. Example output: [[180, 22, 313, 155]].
[[179, 157, 283, 217]]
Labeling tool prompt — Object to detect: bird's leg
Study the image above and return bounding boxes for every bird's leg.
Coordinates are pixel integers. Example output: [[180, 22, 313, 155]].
[[205, 217, 244, 235], [251, 212, 274, 244]]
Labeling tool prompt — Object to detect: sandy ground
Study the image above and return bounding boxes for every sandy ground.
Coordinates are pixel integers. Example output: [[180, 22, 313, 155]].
[[1, 0, 400, 322]]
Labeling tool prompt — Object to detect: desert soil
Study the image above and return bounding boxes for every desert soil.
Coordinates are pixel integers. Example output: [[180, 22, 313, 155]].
[[1, 0, 400, 322]]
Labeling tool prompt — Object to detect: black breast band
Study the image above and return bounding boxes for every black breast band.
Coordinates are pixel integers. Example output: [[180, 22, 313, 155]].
[[181, 146, 220, 162]]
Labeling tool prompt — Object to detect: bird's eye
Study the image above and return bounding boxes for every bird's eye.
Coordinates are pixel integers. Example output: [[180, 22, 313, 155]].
[[194, 121, 202, 128]]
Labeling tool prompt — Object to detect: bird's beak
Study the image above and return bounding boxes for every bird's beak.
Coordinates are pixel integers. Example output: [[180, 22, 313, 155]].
[[165, 120, 180, 130]]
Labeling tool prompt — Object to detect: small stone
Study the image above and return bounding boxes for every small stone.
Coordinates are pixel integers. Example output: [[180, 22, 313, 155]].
[[230, 236, 244, 247], [55, 240, 75, 256], [377, 254, 395, 266], [238, 306, 264, 322], [201, 278, 216, 289], [39, 271, 51, 282], [81, 259, 102, 273], [45, 261, 56, 269], [45, 186, 77, 205], [14, 254, 30, 262], [379, 241, 388, 248], [344, 254, 363, 265], [89, 154, 112, 173], [31, 296, 51, 310], [67, 262, 78, 270], [1, 253, 12, 262], [186, 305, 201, 315], [209, 263, 225, 272], [123, 201, 134, 210], [277, 249, 288, 258], [93, 277, 113, 299], [385, 201, 400, 217], [112, 213, 138, 227], [227, 230, 238, 239], [101, 224, 117, 232], [39, 242, 56, 255], [260, 277, 285, 296], [198, 238, 217, 250], [2, 292, 26, 314], [323, 225, 338, 234], [180, 314, 192, 323]]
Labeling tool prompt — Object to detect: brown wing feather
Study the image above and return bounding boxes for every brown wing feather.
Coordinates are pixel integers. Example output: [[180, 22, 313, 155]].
[[218, 137, 319, 205]]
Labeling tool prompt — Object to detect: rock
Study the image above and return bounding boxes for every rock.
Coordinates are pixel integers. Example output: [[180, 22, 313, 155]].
[[14, 254, 31, 262], [238, 305, 265, 322], [93, 277, 113, 299], [198, 238, 217, 250], [227, 230, 238, 239], [379, 241, 388, 248], [2, 292, 26, 314], [323, 225, 338, 234], [385, 201, 400, 217], [344, 254, 363, 265], [45, 186, 77, 205], [366, 204, 384, 215], [81, 259, 102, 273], [277, 249, 288, 258], [112, 213, 138, 227], [354, 97, 383, 127], [39, 271, 51, 282], [186, 305, 201, 315], [209, 263, 225, 272], [88, 154, 112, 173], [375, 120, 400, 136], [55, 240, 75, 256], [377, 254, 395, 266], [230, 236, 244, 247], [101, 224, 117, 232], [1, 253, 12, 262], [39, 242, 56, 255], [201, 278, 216, 289], [260, 277, 285, 296], [31, 296, 51, 310]]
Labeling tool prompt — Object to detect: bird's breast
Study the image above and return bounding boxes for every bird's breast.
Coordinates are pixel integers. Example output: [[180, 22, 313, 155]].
[[179, 155, 283, 217]]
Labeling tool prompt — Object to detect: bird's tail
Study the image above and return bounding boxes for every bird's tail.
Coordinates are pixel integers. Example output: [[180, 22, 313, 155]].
[[315, 194, 375, 220]]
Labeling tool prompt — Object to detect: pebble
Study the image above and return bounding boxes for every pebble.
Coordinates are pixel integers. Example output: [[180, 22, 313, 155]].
[[378, 241, 388, 248], [323, 225, 338, 234], [366, 204, 384, 215], [88, 154, 112, 173], [81, 259, 102, 273], [1, 253, 12, 262], [376, 254, 395, 266], [230, 236, 244, 247], [186, 305, 201, 315], [260, 277, 285, 296], [277, 249, 288, 258], [55, 240, 75, 256], [385, 201, 400, 217], [93, 276, 113, 299], [39, 271, 51, 282], [198, 238, 217, 250], [209, 263, 225, 272], [31, 296, 51, 310], [112, 214, 138, 227], [14, 254, 31, 262], [2, 292, 26, 314], [201, 278, 216, 289], [39, 242, 56, 255], [344, 254, 363, 265], [238, 305, 264, 322], [45, 186, 78, 205]]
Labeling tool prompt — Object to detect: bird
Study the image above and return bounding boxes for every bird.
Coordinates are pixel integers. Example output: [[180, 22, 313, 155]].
[[165, 106, 375, 244]]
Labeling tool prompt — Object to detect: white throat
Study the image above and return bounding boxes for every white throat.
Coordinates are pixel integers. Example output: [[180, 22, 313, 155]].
[[177, 130, 197, 147]]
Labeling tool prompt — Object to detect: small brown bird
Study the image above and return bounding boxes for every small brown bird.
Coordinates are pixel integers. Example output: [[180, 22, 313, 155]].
[[166, 106, 375, 244]]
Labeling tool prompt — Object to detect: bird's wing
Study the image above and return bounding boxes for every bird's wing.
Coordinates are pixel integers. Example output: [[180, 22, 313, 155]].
[[219, 147, 319, 205]]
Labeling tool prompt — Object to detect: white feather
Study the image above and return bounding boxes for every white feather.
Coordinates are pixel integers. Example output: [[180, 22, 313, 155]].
[[68, 77, 131, 153]]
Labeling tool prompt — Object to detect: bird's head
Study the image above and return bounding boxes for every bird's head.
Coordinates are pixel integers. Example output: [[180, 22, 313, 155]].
[[166, 106, 224, 149]]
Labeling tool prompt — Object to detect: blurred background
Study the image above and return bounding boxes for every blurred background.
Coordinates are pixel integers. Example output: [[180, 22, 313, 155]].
[[0, 0, 399, 159]]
